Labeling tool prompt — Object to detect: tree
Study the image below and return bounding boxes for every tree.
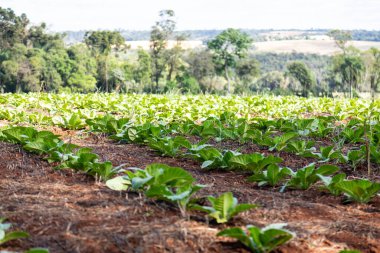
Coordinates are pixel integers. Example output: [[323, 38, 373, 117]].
[[166, 35, 186, 82], [150, 10, 176, 92], [327, 29, 352, 53], [134, 49, 152, 90], [331, 53, 365, 98], [286, 61, 316, 97], [364, 48, 380, 99], [0, 43, 30, 92], [0, 7, 29, 49], [185, 49, 216, 91], [257, 71, 285, 91], [84, 31, 125, 92], [66, 44, 97, 92], [27, 23, 63, 49], [236, 58, 260, 84], [207, 28, 252, 93]]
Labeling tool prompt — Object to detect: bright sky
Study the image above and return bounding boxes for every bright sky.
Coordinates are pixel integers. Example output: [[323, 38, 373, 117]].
[[1, 0, 379, 31]]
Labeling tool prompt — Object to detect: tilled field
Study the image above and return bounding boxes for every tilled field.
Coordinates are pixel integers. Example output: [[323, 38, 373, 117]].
[[1, 130, 379, 253]]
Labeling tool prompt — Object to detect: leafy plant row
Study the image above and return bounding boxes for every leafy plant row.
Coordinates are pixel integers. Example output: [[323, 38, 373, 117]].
[[106, 163, 295, 252], [0, 126, 120, 181], [84, 115, 380, 203], [2, 93, 378, 124], [0, 126, 295, 252], [0, 125, 373, 251], [84, 114, 380, 171], [2, 96, 380, 173]]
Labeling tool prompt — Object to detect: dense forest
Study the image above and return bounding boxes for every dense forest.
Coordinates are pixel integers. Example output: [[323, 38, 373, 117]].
[[0, 7, 379, 97]]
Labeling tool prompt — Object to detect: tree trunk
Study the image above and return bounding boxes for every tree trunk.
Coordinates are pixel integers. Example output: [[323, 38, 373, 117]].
[[371, 76, 375, 102], [225, 65, 230, 94], [155, 72, 160, 92], [105, 55, 109, 92], [349, 81, 352, 99], [16, 77, 20, 93], [167, 63, 174, 82]]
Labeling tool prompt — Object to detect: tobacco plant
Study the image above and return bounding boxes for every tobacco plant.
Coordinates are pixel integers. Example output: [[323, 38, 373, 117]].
[[191, 192, 257, 223], [269, 132, 298, 151], [148, 136, 190, 157], [106, 164, 205, 216], [317, 173, 346, 196], [229, 153, 283, 173], [285, 163, 339, 190], [335, 179, 380, 203], [248, 165, 292, 187], [217, 223, 295, 253]]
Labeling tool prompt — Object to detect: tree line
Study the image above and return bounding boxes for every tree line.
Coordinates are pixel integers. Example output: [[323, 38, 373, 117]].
[[63, 29, 380, 44], [0, 7, 379, 97]]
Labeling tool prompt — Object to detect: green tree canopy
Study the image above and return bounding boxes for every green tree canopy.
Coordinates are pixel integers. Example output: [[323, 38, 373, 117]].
[[150, 9, 177, 92], [207, 28, 253, 93], [0, 7, 29, 49], [331, 53, 365, 98], [327, 29, 352, 53], [286, 61, 316, 97], [84, 31, 126, 92]]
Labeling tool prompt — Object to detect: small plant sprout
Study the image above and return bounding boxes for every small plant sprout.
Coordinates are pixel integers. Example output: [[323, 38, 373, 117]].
[[217, 223, 295, 253]]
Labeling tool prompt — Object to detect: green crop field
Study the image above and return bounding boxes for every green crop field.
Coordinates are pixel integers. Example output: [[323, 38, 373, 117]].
[[0, 93, 379, 252]]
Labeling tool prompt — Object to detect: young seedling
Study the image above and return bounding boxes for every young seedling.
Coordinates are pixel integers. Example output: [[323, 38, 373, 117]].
[[335, 179, 380, 203], [317, 173, 346, 196], [217, 223, 295, 253], [229, 153, 283, 173], [285, 163, 339, 190], [191, 192, 257, 223], [248, 165, 292, 187]]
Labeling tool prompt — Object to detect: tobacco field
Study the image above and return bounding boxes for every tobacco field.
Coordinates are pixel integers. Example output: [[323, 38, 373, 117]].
[[0, 93, 379, 253]]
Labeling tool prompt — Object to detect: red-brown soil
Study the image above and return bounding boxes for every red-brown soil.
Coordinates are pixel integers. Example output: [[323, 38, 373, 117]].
[[0, 129, 379, 253]]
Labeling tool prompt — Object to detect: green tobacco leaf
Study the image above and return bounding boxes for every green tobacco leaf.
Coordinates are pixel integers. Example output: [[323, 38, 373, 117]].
[[146, 163, 195, 186], [208, 192, 236, 223], [230, 153, 264, 166], [25, 248, 50, 253], [2, 127, 36, 144], [217, 227, 250, 246], [131, 176, 153, 190], [201, 160, 214, 169], [0, 231, 29, 245], [198, 192, 256, 223], [287, 163, 338, 190], [259, 224, 294, 252], [229, 153, 282, 173], [106, 176, 130, 191], [218, 224, 294, 253], [335, 179, 380, 203], [317, 173, 346, 196], [269, 132, 298, 151], [266, 165, 292, 186], [315, 165, 340, 176]]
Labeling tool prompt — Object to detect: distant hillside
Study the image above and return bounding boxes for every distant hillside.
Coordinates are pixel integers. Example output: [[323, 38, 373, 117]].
[[253, 40, 380, 55], [62, 29, 380, 44]]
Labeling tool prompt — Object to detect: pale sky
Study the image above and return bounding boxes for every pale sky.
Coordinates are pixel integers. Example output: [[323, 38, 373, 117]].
[[0, 0, 379, 31]]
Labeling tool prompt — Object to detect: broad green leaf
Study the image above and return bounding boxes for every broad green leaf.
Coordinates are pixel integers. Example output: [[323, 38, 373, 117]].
[[106, 176, 130, 191], [25, 248, 50, 253], [0, 231, 29, 244]]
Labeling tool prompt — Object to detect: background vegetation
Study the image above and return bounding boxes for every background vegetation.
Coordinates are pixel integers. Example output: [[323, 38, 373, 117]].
[[0, 7, 379, 97]]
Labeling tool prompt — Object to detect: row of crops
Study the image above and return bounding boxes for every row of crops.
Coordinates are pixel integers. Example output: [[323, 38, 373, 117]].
[[1, 93, 379, 253]]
